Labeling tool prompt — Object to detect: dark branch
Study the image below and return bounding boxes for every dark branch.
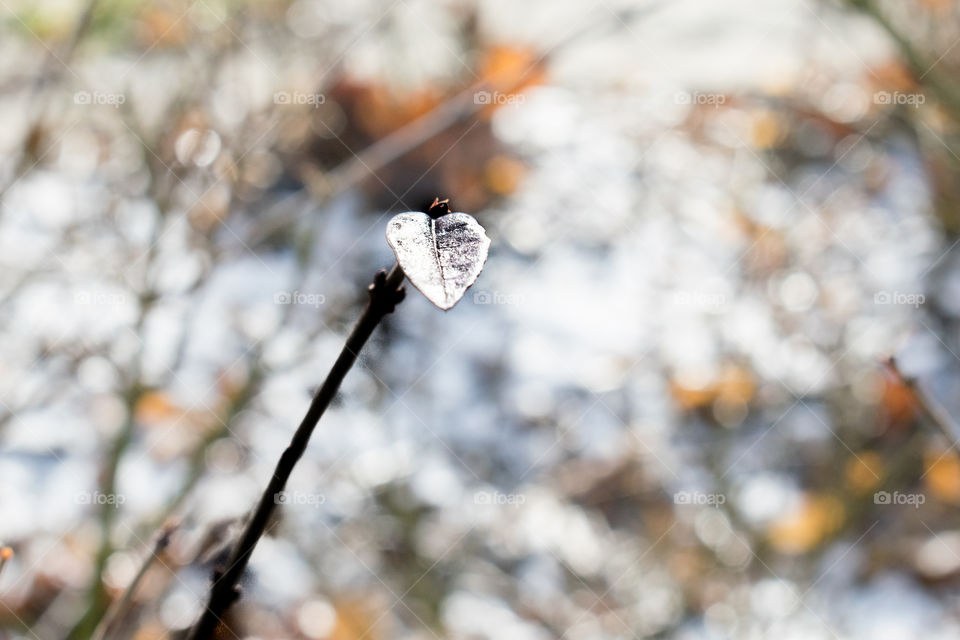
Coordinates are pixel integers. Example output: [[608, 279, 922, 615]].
[[186, 264, 406, 640]]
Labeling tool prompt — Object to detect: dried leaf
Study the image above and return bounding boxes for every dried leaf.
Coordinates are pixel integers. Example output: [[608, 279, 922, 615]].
[[386, 211, 490, 310]]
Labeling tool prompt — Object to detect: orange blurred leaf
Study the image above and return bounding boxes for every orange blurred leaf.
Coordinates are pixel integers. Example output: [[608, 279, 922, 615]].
[[880, 373, 919, 426], [767, 493, 845, 555], [924, 450, 960, 503], [478, 45, 546, 90], [134, 391, 183, 425], [484, 154, 527, 195], [844, 452, 884, 493], [670, 364, 755, 413], [750, 110, 783, 149]]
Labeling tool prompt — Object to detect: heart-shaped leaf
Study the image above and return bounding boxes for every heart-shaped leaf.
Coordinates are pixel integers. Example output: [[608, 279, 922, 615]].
[[386, 211, 490, 310]]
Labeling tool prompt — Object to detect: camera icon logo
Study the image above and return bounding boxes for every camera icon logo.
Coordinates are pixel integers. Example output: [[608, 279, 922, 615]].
[[874, 491, 891, 505], [874, 91, 892, 105], [674, 92, 692, 105], [274, 91, 292, 105], [74, 91, 91, 105], [874, 291, 891, 305], [274, 291, 292, 304], [674, 491, 691, 504], [473, 290, 492, 304], [474, 91, 492, 105]]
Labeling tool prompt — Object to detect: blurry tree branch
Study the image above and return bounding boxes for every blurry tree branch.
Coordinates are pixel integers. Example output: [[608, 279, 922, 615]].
[[0, 0, 100, 199], [308, 81, 496, 198], [846, 0, 960, 118], [885, 357, 960, 446], [145, 364, 265, 535], [90, 523, 177, 640]]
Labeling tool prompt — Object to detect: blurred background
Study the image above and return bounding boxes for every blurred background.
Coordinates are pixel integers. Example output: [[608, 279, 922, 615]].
[[2, 0, 960, 638]]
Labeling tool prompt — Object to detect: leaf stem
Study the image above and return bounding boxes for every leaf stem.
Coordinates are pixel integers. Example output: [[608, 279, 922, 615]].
[[186, 264, 406, 640]]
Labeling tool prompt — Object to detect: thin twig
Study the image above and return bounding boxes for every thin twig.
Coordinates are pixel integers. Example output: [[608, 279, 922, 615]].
[[90, 523, 177, 640], [186, 264, 406, 640]]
